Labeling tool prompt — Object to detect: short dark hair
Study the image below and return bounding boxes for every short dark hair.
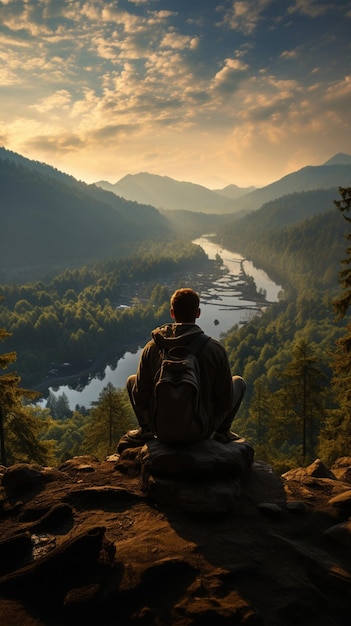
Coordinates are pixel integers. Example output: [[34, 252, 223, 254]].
[[170, 288, 200, 322]]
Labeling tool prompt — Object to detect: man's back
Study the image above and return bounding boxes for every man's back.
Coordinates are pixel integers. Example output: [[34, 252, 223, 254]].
[[134, 323, 234, 435], [122, 287, 245, 450]]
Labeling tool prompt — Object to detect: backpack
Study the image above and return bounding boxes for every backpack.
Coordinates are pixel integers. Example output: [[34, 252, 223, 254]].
[[150, 333, 210, 444]]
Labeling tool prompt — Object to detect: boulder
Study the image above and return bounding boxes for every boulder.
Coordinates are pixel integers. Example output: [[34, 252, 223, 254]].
[[138, 437, 254, 515], [331, 457, 351, 483], [1, 464, 46, 492], [282, 458, 336, 481]]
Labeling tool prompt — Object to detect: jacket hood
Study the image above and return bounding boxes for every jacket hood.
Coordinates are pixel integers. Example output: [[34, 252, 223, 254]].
[[151, 323, 204, 350]]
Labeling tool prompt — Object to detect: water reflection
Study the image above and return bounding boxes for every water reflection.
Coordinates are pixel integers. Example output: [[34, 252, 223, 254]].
[[42, 237, 281, 409]]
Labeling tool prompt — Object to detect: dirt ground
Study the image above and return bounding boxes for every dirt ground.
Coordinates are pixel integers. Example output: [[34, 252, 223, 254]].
[[0, 454, 351, 626]]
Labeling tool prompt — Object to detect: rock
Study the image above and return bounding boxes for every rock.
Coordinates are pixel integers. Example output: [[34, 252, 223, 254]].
[[63, 485, 142, 509], [105, 453, 119, 462], [244, 460, 286, 506], [1, 464, 46, 492], [140, 437, 254, 480], [0, 456, 350, 625], [0, 533, 33, 576], [30, 503, 74, 533], [116, 446, 142, 476], [325, 520, 351, 546], [0, 526, 107, 605], [286, 500, 308, 514], [145, 474, 243, 516], [139, 438, 254, 515], [328, 489, 351, 517], [331, 457, 351, 483], [257, 502, 285, 518], [282, 458, 336, 481], [59, 455, 100, 473]]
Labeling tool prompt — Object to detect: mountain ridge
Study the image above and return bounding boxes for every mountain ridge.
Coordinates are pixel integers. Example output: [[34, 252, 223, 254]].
[[95, 153, 351, 214], [0, 148, 172, 277], [96, 172, 238, 214], [1, 145, 350, 282]]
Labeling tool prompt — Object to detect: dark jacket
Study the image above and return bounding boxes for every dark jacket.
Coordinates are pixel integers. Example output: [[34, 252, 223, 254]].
[[132, 322, 234, 430]]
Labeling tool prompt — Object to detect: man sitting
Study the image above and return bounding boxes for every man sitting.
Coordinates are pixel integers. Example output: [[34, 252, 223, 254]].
[[123, 287, 246, 447]]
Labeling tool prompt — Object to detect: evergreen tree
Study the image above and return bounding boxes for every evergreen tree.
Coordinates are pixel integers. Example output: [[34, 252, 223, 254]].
[[45, 391, 72, 420], [266, 339, 328, 464], [333, 187, 351, 319], [83, 383, 135, 459], [322, 187, 351, 463], [0, 324, 51, 465]]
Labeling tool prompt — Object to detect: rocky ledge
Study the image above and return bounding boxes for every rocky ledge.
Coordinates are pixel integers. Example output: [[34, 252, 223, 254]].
[[0, 439, 351, 626]]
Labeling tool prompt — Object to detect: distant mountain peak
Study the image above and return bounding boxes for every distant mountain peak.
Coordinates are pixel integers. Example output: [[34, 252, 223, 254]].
[[323, 153, 351, 166], [96, 172, 240, 214]]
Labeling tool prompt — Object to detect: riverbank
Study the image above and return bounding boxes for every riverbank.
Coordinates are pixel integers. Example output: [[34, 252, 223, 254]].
[[32, 262, 262, 399], [32, 237, 281, 408]]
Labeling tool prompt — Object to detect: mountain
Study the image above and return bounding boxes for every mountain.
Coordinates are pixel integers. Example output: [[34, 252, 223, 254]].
[[212, 183, 256, 199], [96, 155, 351, 216], [323, 152, 351, 166], [0, 148, 171, 278], [228, 155, 351, 214], [218, 187, 340, 243], [96, 173, 238, 214]]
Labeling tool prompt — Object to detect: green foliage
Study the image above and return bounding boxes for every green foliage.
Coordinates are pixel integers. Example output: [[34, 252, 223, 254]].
[[0, 154, 172, 277], [41, 408, 88, 463], [46, 391, 72, 420], [244, 340, 328, 468], [3, 183, 351, 469], [36, 384, 135, 463], [0, 320, 53, 465], [0, 241, 214, 386], [83, 383, 135, 459], [218, 188, 349, 470], [319, 187, 351, 463]]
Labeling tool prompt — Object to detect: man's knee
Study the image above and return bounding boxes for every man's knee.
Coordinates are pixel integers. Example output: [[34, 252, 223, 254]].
[[126, 374, 136, 392], [232, 375, 246, 396]]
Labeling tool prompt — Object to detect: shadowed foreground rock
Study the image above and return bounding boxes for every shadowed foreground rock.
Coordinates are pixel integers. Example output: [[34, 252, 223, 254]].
[[0, 447, 351, 626]]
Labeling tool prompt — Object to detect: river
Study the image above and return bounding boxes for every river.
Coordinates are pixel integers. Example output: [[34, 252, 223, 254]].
[[44, 237, 281, 409]]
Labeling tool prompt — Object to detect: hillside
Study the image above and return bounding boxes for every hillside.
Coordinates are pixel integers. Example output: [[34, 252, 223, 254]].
[[0, 149, 172, 279], [228, 158, 351, 214], [216, 187, 340, 248], [95, 154, 351, 216]]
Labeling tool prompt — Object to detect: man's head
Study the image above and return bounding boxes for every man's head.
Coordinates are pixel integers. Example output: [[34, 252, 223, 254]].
[[170, 288, 200, 323]]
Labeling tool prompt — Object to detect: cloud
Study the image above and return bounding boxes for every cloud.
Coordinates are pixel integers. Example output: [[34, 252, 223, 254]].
[[280, 49, 299, 60], [25, 133, 85, 153], [288, 1, 336, 18], [32, 90, 72, 113], [90, 124, 135, 141], [324, 75, 351, 103], [212, 58, 250, 93], [222, 0, 274, 35], [160, 31, 199, 51], [0, 0, 350, 188]]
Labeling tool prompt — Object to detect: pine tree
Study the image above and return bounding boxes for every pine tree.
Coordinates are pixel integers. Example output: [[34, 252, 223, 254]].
[[271, 339, 327, 463], [83, 383, 135, 459], [323, 186, 351, 462], [0, 325, 51, 465], [333, 187, 351, 319]]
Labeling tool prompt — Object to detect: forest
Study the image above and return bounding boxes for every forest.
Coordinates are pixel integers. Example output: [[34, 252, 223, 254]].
[[0, 241, 220, 387], [1, 184, 351, 472]]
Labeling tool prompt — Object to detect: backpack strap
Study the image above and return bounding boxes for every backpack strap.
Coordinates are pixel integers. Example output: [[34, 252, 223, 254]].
[[188, 332, 210, 355]]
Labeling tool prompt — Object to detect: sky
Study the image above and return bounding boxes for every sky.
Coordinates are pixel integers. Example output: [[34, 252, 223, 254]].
[[1, 0, 351, 189]]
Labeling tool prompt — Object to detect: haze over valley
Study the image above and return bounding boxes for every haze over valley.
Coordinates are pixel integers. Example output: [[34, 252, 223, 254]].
[[1, 147, 350, 279]]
